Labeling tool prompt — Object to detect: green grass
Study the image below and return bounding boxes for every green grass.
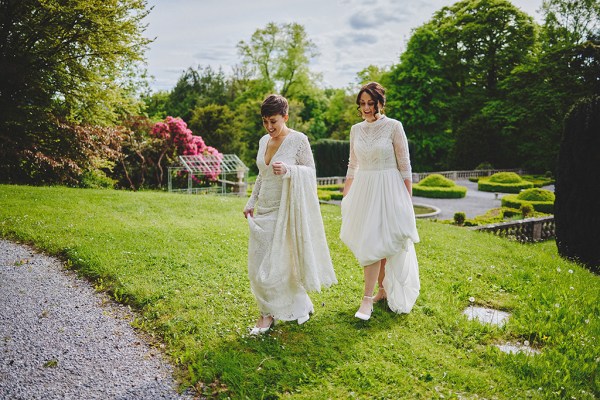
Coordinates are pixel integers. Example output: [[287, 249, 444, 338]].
[[1, 185, 598, 399]]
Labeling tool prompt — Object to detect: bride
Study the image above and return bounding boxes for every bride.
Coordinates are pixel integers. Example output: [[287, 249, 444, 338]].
[[243, 94, 337, 335], [341, 82, 420, 320]]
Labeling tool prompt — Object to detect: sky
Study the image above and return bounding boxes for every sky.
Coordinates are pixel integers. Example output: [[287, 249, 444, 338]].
[[143, 0, 543, 92]]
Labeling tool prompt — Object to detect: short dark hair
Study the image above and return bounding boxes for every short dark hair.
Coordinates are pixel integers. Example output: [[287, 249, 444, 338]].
[[356, 82, 386, 114], [261, 94, 289, 117]]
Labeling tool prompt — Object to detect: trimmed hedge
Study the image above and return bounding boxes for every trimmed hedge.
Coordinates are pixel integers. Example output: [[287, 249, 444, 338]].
[[413, 185, 467, 198], [318, 184, 344, 192], [312, 139, 349, 177], [418, 174, 455, 187], [501, 188, 555, 214], [489, 172, 523, 183], [414, 174, 467, 198], [478, 172, 534, 193]]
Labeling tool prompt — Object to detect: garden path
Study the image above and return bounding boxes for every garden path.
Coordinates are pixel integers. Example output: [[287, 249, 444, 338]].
[[0, 239, 193, 400]]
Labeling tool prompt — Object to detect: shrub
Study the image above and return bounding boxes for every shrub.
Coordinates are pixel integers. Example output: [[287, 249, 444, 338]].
[[418, 174, 455, 187], [475, 162, 494, 170], [555, 95, 600, 272], [317, 190, 332, 201], [478, 172, 534, 193], [329, 192, 343, 200], [413, 185, 467, 198], [454, 212, 466, 225], [317, 184, 344, 192], [413, 174, 467, 198], [520, 204, 534, 218], [517, 188, 555, 202], [489, 172, 523, 183], [79, 169, 116, 189], [521, 174, 555, 188], [312, 139, 349, 177], [502, 188, 555, 214]]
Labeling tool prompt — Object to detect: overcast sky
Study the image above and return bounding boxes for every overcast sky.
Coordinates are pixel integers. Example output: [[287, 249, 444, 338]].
[[143, 0, 543, 92]]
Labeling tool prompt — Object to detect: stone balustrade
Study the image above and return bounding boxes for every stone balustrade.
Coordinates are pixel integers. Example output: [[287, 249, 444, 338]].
[[412, 169, 524, 183], [472, 216, 555, 243]]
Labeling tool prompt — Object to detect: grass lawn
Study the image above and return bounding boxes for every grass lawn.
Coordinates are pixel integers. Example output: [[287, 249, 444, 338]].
[[0, 185, 598, 399]]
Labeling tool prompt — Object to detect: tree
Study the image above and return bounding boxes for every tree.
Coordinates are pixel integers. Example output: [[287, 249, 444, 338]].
[[555, 96, 600, 273], [165, 66, 230, 121], [0, 0, 150, 183], [497, 0, 600, 173], [385, 0, 536, 170], [188, 104, 241, 155], [237, 22, 318, 98]]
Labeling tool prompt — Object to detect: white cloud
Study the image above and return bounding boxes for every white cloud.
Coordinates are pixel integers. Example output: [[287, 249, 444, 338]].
[[144, 0, 543, 92]]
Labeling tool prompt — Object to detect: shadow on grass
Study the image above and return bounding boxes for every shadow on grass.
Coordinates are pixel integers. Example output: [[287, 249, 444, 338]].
[[191, 302, 411, 398]]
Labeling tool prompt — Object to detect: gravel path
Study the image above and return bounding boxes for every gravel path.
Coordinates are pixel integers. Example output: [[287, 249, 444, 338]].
[[0, 239, 195, 400]]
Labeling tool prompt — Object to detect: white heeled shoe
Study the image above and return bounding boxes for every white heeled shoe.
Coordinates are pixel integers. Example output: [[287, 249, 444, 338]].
[[297, 314, 310, 325], [355, 296, 374, 321], [249, 316, 274, 335]]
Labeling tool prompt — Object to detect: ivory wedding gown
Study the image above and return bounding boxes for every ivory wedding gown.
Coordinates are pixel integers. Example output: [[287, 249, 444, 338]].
[[340, 116, 420, 314], [245, 130, 337, 321]]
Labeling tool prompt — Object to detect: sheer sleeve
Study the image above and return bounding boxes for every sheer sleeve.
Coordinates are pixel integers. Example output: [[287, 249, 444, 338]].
[[392, 122, 412, 181], [296, 134, 316, 169], [244, 172, 262, 210], [346, 126, 358, 179]]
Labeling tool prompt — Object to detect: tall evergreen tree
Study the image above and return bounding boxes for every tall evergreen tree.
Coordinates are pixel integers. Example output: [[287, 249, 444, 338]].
[[555, 96, 600, 273]]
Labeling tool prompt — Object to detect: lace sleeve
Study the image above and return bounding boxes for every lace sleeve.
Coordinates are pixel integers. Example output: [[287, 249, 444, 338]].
[[245, 171, 262, 210], [296, 134, 316, 169], [392, 122, 412, 181], [346, 126, 358, 179]]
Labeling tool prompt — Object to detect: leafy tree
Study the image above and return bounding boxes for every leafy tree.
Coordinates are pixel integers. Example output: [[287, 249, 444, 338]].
[[386, 0, 536, 170], [555, 96, 600, 273], [324, 88, 359, 140], [237, 22, 318, 98], [0, 0, 150, 183], [113, 115, 155, 190], [357, 65, 388, 86], [165, 66, 230, 121], [498, 0, 600, 173], [188, 104, 240, 155]]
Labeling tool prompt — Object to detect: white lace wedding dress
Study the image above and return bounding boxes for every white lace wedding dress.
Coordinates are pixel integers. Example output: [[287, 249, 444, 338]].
[[340, 116, 420, 314], [245, 130, 337, 321]]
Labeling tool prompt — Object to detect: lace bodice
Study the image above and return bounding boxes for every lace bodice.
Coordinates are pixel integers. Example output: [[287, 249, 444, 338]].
[[245, 130, 315, 211], [346, 116, 412, 180]]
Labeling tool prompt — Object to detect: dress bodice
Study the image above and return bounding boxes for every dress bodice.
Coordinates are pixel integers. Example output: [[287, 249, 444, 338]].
[[346, 116, 412, 180], [246, 130, 315, 211]]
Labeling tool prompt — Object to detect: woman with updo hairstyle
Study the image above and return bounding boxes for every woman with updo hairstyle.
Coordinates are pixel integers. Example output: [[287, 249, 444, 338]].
[[243, 94, 337, 335], [340, 82, 420, 320]]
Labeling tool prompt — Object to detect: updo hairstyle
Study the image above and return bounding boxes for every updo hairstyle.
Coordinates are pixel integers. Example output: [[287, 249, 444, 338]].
[[356, 82, 386, 116]]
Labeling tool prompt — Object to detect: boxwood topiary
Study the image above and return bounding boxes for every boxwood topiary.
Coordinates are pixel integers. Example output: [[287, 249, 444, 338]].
[[478, 172, 534, 193], [418, 174, 455, 187], [501, 188, 555, 213], [489, 172, 522, 183], [413, 174, 467, 198]]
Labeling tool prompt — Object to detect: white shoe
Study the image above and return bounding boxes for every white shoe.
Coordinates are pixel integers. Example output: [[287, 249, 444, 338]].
[[297, 314, 310, 325], [249, 316, 274, 335], [355, 296, 374, 320]]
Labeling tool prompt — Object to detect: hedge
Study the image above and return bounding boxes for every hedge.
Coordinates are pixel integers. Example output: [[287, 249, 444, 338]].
[[478, 172, 534, 193], [417, 174, 455, 187], [312, 139, 349, 177], [501, 188, 555, 214], [413, 185, 467, 198], [413, 174, 467, 198]]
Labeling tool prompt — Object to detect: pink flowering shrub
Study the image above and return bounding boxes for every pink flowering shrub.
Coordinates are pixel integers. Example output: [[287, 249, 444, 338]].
[[150, 116, 222, 186]]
